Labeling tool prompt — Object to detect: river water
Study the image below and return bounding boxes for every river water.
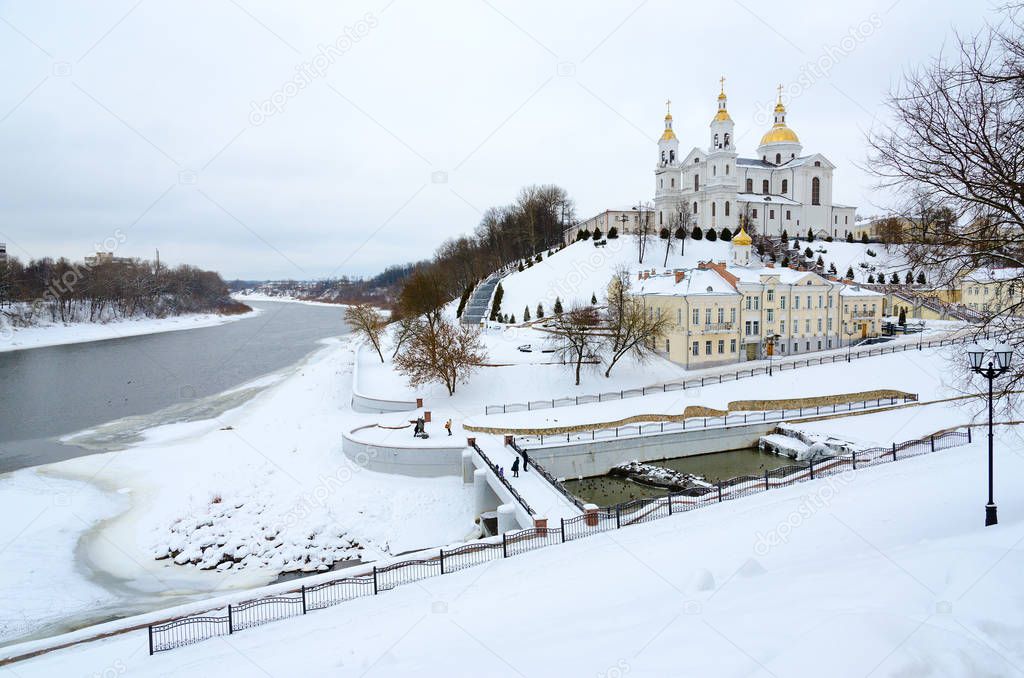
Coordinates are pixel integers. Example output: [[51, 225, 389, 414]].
[[0, 301, 349, 473]]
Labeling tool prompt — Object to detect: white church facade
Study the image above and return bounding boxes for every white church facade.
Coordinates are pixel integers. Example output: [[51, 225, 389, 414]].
[[653, 80, 857, 240]]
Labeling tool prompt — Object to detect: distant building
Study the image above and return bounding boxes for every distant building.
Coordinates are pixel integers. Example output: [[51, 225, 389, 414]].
[[0, 243, 7, 263], [85, 251, 133, 266], [565, 207, 654, 245], [961, 268, 1023, 314], [635, 229, 883, 368]]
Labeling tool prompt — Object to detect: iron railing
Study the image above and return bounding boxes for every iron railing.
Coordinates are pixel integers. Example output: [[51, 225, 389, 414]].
[[484, 334, 983, 415], [470, 441, 535, 516], [149, 428, 972, 655]]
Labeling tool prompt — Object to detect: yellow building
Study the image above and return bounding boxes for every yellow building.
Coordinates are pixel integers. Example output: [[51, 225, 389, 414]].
[[962, 268, 1024, 314], [637, 229, 884, 369]]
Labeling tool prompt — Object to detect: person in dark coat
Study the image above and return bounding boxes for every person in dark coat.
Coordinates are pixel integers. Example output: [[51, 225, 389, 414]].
[[511, 457, 520, 477], [522, 449, 529, 472]]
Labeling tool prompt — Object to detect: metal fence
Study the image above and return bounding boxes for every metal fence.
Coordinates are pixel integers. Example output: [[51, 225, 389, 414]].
[[149, 428, 972, 655], [485, 334, 981, 415], [470, 441, 535, 516], [516, 395, 918, 447]]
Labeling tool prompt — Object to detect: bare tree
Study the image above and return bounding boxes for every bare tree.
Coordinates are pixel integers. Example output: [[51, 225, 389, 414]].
[[866, 4, 1024, 392], [345, 303, 387, 362], [603, 268, 669, 377], [394, 315, 487, 396], [666, 201, 691, 266], [548, 304, 602, 385], [635, 201, 653, 264]]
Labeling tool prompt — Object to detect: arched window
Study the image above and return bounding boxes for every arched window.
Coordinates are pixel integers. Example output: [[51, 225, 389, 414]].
[[725, 201, 730, 216], [775, 153, 781, 164], [670, 177, 675, 188], [669, 150, 675, 162], [724, 133, 730, 147], [714, 133, 719, 147], [713, 165, 717, 176], [693, 201, 698, 213], [694, 174, 699, 191], [661, 151, 666, 162], [725, 164, 730, 175], [745, 178, 753, 192], [811, 177, 821, 205], [711, 202, 716, 217], [781, 179, 788, 194], [762, 179, 769, 194]]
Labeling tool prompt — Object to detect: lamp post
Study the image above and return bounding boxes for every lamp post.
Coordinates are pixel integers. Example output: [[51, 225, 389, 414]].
[[966, 342, 1013, 527], [844, 325, 856, 362], [765, 333, 780, 375]]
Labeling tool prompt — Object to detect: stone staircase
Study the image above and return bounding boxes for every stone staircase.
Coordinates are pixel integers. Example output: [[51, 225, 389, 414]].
[[460, 273, 500, 325]]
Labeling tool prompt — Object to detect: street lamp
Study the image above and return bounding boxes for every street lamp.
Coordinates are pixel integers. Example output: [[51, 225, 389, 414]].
[[966, 342, 1013, 527], [765, 333, 781, 375]]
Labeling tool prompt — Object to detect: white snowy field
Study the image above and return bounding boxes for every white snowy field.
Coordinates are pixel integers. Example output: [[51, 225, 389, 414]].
[[494, 235, 909, 318], [0, 307, 260, 354], [8, 428, 1024, 677], [466, 344, 972, 431], [0, 336, 476, 646], [230, 292, 347, 308]]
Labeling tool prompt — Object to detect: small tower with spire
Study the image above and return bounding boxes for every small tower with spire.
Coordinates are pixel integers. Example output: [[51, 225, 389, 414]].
[[757, 84, 802, 164], [657, 99, 679, 166]]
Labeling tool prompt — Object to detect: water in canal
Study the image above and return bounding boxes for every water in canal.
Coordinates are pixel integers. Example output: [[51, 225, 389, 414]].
[[0, 301, 348, 473], [562, 447, 807, 507]]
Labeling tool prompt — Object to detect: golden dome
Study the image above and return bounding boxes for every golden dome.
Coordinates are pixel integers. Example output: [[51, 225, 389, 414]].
[[660, 127, 677, 141], [760, 124, 800, 145], [732, 227, 752, 246], [713, 109, 732, 123], [774, 101, 786, 113]]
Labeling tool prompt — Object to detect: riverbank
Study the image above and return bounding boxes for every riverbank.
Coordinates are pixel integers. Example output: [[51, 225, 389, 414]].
[[0, 334, 475, 648], [231, 292, 349, 308], [0, 307, 260, 354]]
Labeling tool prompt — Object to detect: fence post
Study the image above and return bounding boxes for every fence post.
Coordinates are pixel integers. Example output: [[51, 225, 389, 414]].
[[148, 625, 154, 655], [851, 451, 857, 470], [892, 442, 897, 461], [764, 470, 769, 490], [228, 604, 234, 634], [968, 427, 972, 443], [301, 585, 307, 614], [373, 566, 378, 595], [440, 549, 445, 575], [717, 484, 723, 502], [502, 533, 508, 558], [809, 460, 815, 480], [615, 505, 621, 529], [667, 492, 673, 515], [560, 517, 566, 543]]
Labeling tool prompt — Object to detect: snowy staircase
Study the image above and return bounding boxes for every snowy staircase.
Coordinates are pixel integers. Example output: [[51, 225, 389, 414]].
[[460, 274, 500, 325]]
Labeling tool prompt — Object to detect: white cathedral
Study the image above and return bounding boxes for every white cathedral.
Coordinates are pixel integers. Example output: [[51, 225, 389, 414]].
[[653, 79, 856, 239]]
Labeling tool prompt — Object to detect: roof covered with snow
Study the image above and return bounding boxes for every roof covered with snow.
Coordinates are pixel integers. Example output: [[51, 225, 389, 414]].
[[964, 268, 1022, 283], [736, 192, 801, 206], [637, 268, 740, 296]]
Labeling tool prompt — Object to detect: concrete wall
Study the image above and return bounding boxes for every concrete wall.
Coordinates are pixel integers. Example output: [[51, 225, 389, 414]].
[[528, 421, 777, 478], [341, 426, 464, 478], [350, 342, 419, 413]]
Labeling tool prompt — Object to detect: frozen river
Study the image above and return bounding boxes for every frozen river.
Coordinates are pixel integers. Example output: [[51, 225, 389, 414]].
[[0, 301, 348, 473]]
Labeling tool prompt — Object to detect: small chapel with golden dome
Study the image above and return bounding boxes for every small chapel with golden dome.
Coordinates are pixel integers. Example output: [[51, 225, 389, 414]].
[[653, 78, 856, 239]]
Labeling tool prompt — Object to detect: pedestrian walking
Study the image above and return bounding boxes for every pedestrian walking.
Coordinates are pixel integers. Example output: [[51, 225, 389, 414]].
[[522, 449, 529, 472], [498, 466, 504, 479], [445, 418, 452, 436], [511, 458, 520, 477]]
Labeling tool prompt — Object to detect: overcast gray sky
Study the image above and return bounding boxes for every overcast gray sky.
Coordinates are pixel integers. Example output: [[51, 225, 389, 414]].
[[0, 0, 991, 279]]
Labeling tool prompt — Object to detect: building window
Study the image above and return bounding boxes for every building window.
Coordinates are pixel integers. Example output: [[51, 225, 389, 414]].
[[781, 179, 788, 194], [786, 210, 791, 220], [762, 179, 769, 194], [767, 289, 774, 302], [730, 339, 737, 352], [811, 177, 821, 205], [770, 209, 775, 219], [814, 161, 821, 167], [713, 165, 717, 176], [666, 339, 670, 352], [692, 308, 699, 324], [718, 308, 724, 323], [725, 201, 730, 216], [780, 297, 786, 309], [718, 340, 725, 354], [692, 341, 699, 356], [805, 319, 811, 333], [745, 178, 753, 192], [705, 308, 712, 324], [780, 320, 786, 334], [712, 202, 716, 217], [725, 164, 730, 175], [752, 321, 760, 334], [752, 208, 758, 218], [705, 341, 712, 355], [714, 133, 719, 147], [671, 178, 675, 188], [767, 309, 774, 322], [730, 308, 736, 322], [745, 320, 751, 335], [746, 297, 752, 310], [694, 175, 699, 191], [794, 296, 800, 309], [775, 153, 781, 164], [817, 318, 822, 331], [693, 202, 698, 214]]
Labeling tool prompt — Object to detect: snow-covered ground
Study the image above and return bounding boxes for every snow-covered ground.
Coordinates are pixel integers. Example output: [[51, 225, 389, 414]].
[[230, 292, 347, 308], [8, 427, 1024, 677], [0, 336, 476, 647], [493, 236, 910, 319], [0, 307, 260, 354]]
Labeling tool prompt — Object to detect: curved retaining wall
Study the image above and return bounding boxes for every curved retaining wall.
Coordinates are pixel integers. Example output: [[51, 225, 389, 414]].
[[350, 342, 419, 413], [342, 425, 464, 478]]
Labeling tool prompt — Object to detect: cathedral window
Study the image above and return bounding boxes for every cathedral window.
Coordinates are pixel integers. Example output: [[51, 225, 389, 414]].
[[745, 178, 753, 192], [814, 161, 821, 167], [694, 175, 699, 191], [693, 202, 698, 213], [775, 153, 781, 164], [786, 210, 791, 220], [752, 208, 758, 218], [671, 178, 675, 188], [725, 164, 730, 175], [713, 165, 717, 176], [669, 150, 675, 162], [724, 133, 730, 147], [762, 180, 769, 194], [769, 209, 775, 219], [714, 133, 719, 147], [781, 179, 788, 194], [725, 201, 730, 216], [711, 203, 716, 217], [811, 177, 821, 205]]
